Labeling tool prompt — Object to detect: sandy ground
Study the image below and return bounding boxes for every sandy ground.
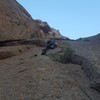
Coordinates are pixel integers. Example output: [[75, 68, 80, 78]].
[[0, 45, 100, 100]]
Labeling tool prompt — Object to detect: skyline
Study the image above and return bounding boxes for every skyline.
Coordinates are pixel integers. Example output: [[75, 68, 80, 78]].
[[17, 0, 100, 39]]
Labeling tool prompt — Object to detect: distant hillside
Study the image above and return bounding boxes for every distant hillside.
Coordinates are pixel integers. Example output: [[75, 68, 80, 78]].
[[77, 33, 100, 42], [85, 33, 100, 42]]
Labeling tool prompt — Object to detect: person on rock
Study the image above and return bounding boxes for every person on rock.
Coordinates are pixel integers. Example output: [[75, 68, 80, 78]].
[[41, 38, 57, 55]]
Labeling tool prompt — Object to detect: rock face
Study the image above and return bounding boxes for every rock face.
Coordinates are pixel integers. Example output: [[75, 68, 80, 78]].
[[35, 19, 51, 34], [0, 0, 66, 41], [0, 45, 100, 100], [0, 0, 45, 40], [35, 19, 68, 39], [68, 37, 100, 92]]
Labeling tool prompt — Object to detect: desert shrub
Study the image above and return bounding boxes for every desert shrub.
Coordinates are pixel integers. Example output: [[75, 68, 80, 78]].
[[58, 48, 75, 63], [49, 47, 84, 65]]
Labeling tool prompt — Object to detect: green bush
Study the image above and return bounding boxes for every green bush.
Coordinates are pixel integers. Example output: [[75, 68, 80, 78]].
[[58, 48, 75, 63]]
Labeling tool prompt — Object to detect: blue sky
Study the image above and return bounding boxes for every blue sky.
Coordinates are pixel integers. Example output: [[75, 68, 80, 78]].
[[17, 0, 100, 39]]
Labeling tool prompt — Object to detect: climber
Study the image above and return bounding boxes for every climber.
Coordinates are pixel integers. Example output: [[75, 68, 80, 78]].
[[41, 38, 57, 55], [46, 38, 56, 50]]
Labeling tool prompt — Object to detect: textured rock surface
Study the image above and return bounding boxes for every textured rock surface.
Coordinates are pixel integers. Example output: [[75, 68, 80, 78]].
[[0, 0, 45, 40], [35, 19, 67, 39], [68, 39, 100, 92], [0, 46, 100, 100], [0, 0, 66, 41]]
